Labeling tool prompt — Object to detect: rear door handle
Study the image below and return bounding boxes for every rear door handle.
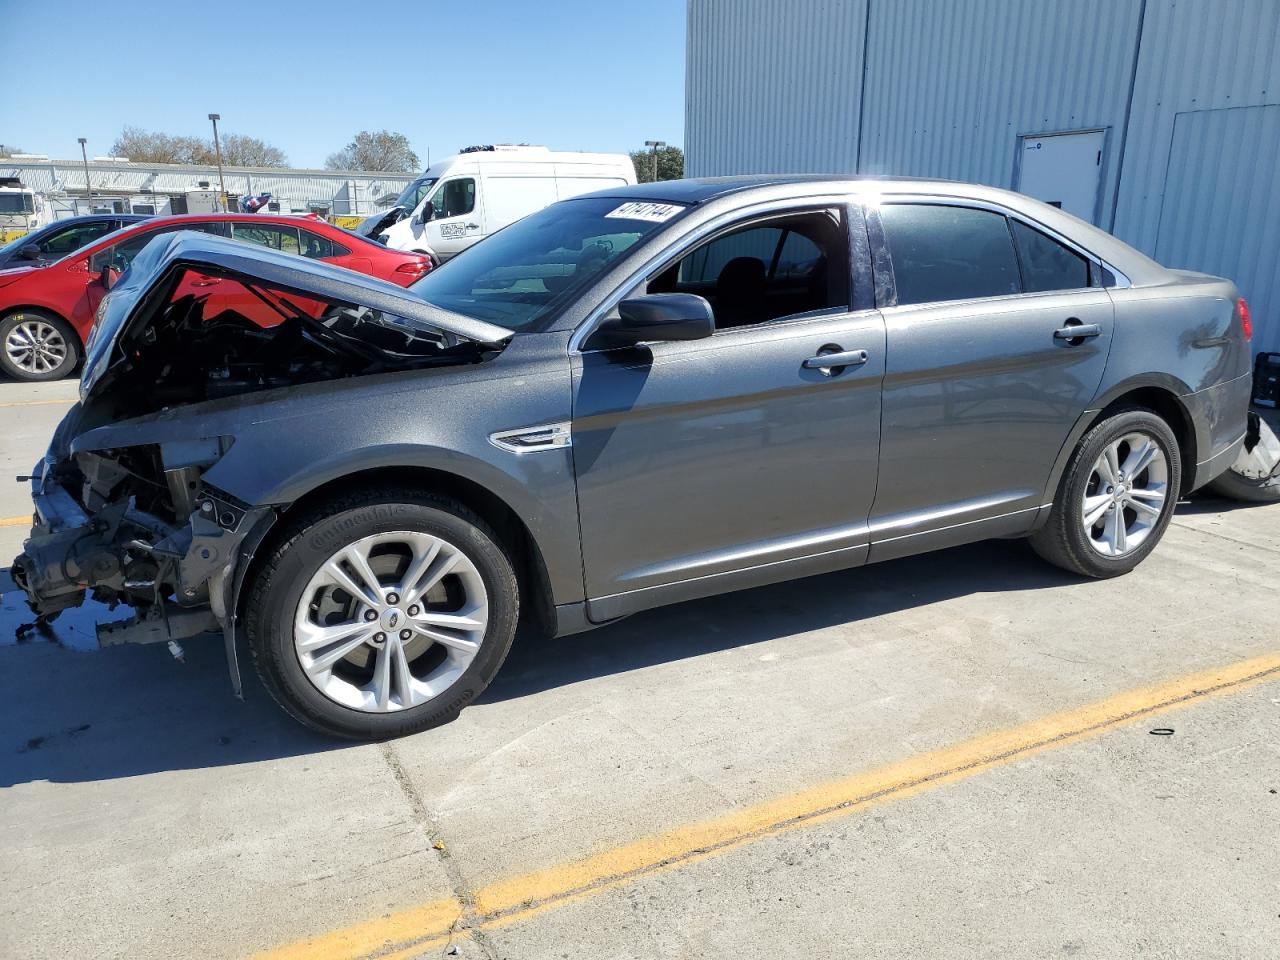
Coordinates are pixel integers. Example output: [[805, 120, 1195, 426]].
[[803, 348, 869, 375], [1054, 320, 1101, 342]]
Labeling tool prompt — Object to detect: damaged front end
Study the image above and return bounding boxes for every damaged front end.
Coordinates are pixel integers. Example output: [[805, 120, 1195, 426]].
[[10, 230, 512, 692], [13, 440, 272, 686]]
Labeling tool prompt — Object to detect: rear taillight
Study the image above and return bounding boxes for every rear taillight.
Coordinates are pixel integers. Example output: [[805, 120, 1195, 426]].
[[395, 259, 431, 277], [1237, 297, 1252, 341]]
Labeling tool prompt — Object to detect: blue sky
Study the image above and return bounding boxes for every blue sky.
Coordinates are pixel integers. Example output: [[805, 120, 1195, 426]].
[[1, 0, 687, 169]]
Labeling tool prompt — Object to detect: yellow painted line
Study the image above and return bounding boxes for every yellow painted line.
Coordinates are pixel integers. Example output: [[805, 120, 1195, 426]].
[[253, 651, 1280, 960], [0, 515, 30, 527], [0, 398, 76, 408]]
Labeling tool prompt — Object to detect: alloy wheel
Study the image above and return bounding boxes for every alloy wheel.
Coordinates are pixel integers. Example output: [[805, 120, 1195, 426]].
[[5, 318, 68, 375], [1080, 432, 1169, 557], [293, 531, 489, 713]]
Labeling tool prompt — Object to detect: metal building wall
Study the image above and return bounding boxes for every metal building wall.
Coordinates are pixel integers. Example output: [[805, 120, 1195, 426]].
[[858, 0, 1142, 228], [685, 0, 1280, 352], [1110, 0, 1280, 354], [685, 0, 868, 176], [1, 159, 414, 217]]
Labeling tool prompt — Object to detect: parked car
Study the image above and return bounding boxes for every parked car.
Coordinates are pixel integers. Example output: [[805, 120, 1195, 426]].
[[0, 213, 431, 381], [12, 177, 1254, 739], [357, 144, 635, 262], [0, 214, 150, 271]]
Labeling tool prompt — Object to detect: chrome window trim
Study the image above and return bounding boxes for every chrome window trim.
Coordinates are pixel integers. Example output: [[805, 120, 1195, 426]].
[[570, 193, 861, 354], [874, 193, 1133, 290]]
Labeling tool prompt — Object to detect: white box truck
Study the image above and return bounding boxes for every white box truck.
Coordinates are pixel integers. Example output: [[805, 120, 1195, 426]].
[[358, 145, 636, 263]]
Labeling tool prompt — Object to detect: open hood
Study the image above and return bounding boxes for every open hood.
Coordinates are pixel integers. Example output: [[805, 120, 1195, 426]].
[[81, 231, 513, 403]]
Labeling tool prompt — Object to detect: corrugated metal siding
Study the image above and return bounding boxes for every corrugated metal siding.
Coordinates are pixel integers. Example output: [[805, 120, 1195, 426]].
[[685, 0, 868, 177], [858, 0, 1141, 226], [1, 159, 414, 216], [1111, 0, 1280, 352]]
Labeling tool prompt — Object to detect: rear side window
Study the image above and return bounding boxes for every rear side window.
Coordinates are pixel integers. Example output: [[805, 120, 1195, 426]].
[[232, 222, 301, 255], [299, 230, 346, 259], [880, 204, 1021, 305], [1010, 220, 1089, 292]]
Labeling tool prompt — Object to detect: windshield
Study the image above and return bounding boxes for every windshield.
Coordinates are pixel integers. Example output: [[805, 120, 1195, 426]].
[[392, 177, 436, 211], [410, 197, 687, 332], [0, 192, 36, 215]]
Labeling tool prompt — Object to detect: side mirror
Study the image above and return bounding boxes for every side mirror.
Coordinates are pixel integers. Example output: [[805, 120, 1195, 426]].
[[418, 204, 435, 225], [18, 243, 41, 261], [100, 265, 120, 290], [593, 293, 715, 347]]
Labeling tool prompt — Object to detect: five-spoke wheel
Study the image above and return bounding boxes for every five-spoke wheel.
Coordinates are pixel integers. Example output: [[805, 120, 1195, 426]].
[[0, 311, 79, 382]]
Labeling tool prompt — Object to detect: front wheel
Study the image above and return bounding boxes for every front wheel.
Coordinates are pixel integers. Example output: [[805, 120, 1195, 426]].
[[1030, 407, 1182, 578], [245, 490, 519, 739], [0, 310, 80, 381]]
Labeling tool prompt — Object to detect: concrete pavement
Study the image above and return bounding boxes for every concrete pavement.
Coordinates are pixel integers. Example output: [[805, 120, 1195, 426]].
[[1, 375, 1277, 959]]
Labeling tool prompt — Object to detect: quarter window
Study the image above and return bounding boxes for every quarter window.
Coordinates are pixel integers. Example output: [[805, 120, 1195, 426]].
[[880, 204, 1021, 306], [1010, 219, 1090, 292], [299, 230, 346, 259]]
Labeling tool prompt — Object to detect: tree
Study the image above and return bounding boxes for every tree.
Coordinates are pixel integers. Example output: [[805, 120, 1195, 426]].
[[219, 133, 287, 167], [325, 130, 419, 172], [0, 144, 24, 158], [629, 145, 684, 183], [109, 126, 287, 167]]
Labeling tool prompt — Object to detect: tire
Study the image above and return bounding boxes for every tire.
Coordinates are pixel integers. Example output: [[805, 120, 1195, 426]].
[[245, 488, 519, 740], [1030, 407, 1182, 578], [0, 310, 80, 382], [1205, 413, 1280, 503]]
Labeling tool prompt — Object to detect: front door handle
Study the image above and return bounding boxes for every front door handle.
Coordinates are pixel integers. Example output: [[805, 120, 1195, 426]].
[[1053, 320, 1102, 343], [465, 222, 480, 231], [802, 347, 869, 376]]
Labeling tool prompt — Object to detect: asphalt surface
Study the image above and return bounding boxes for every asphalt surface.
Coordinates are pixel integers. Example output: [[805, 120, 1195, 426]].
[[1, 375, 1277, 960]]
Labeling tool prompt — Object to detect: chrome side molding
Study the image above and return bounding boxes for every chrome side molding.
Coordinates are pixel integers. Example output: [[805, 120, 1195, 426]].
[[489, 421, 572, 453]]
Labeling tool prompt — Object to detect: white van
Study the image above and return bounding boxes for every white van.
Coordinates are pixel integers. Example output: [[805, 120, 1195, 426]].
[[359, 145, 636, 262]]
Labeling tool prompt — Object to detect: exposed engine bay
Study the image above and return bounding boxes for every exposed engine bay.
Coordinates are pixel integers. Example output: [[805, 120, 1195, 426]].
[[10, 236, 512, 687]]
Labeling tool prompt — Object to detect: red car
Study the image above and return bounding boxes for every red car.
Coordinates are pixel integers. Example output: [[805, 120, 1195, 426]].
[[0, 213, 432, 381]]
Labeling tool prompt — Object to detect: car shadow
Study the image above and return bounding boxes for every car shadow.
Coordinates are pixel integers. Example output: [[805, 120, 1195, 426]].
[[1, 493, 1269, 788]]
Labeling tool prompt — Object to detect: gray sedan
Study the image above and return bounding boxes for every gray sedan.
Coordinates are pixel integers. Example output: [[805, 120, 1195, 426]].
[[12, 176, 1254, 739]]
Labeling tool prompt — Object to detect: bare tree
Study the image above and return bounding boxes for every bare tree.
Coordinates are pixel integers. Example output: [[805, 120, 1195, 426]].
[[110, 126, 287, 167], [326, 131, 419, 172], [0, 144, 25, 158], [219, 134, 287, 167]]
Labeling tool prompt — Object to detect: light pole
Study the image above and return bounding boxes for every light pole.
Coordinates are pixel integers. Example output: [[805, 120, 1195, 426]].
[[208, 113, 227, 211], [644, 140, 666, 182], [77, 138, 93, 212]]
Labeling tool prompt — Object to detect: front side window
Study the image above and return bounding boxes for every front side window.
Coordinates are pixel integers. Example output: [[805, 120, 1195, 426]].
[[1010, 219, 1089, 292], [649, 210, 848, 330], [232, 222, 301, 256], [91, 223, 226, 272], [411, 196, 685, 331], [880, 204, 1021, 306], [430, 178, 475, 219], [40, 221, 118, 257]]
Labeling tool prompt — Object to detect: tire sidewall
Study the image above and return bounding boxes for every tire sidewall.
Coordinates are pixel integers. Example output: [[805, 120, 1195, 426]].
[[0, 310, 80, 382], [1059, 410, 1182, 575], [251, 498, 518, 739]]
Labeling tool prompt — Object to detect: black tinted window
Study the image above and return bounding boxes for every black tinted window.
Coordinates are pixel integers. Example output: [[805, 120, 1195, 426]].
[[300, 230, 343, 259], [41, 221, 116, 256], [1011, 220, 1089, 292], [651, 211, 847, 330], [881, 205, 1021, 305]]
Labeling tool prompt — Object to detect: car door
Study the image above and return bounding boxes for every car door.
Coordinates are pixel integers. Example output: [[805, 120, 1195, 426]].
[[422, 177, 483, 260], [572, 204, 886, 621], [867, 200, 1115, 558]]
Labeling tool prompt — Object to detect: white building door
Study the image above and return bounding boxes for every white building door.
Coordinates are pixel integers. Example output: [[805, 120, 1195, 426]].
[[1015, 130, 1106, 223]]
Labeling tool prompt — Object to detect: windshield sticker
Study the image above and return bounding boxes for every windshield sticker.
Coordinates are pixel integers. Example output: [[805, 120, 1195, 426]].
[[605, 201, 684, 223]]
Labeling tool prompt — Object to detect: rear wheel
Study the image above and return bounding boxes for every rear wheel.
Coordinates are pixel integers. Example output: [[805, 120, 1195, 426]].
[[246, 489, 519, 739], [1031, 407, 1181, 578], [1206, 412, 1280, 503], [0, 310, 80, 381]]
